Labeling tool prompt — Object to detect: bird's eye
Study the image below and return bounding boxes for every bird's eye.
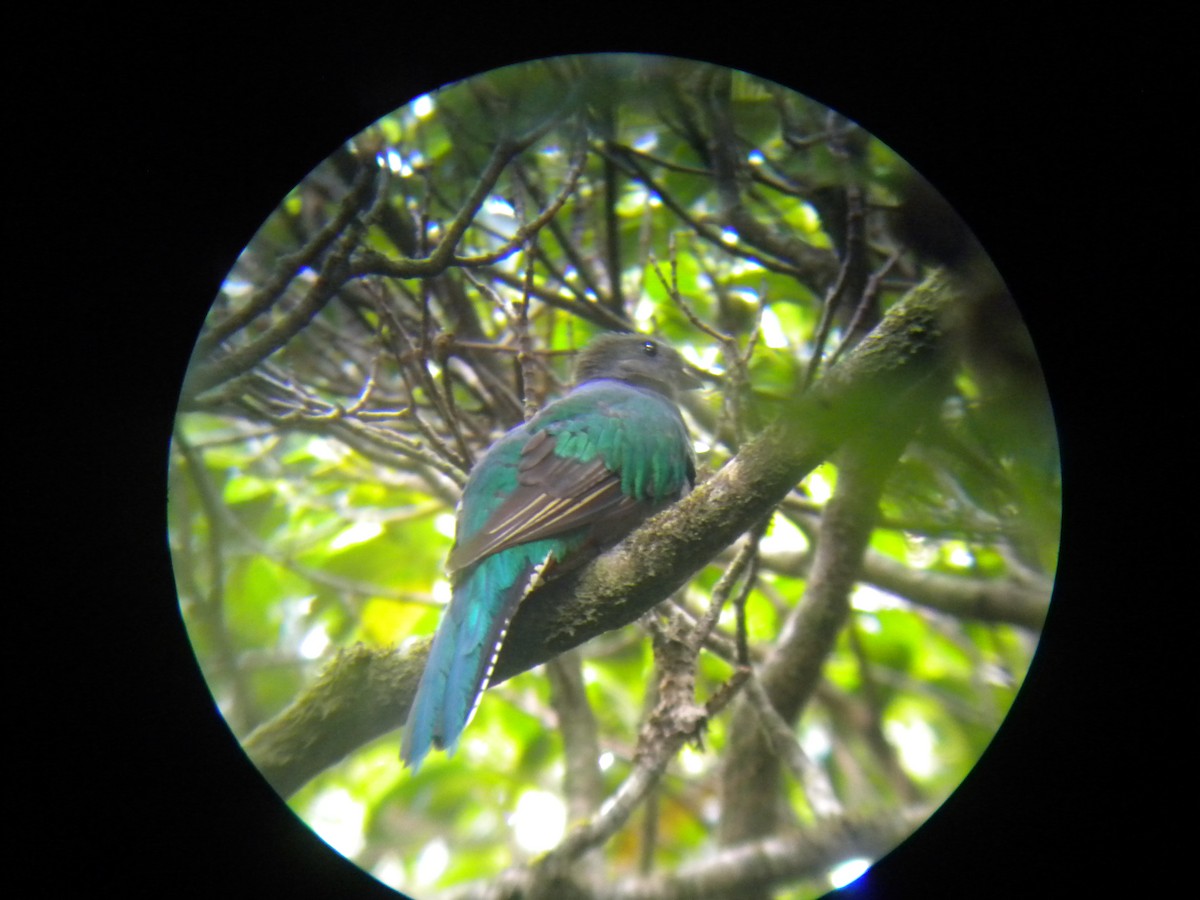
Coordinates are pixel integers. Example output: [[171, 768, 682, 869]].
[[642, 340, 658, 357]]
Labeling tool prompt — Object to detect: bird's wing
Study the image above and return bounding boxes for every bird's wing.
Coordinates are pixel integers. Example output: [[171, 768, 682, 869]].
[[447, 382, 694, 573], [446, 426, 637, 572]]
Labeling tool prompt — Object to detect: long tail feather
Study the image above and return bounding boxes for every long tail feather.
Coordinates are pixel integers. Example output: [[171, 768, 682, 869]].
[[401, 545, 553, 769]]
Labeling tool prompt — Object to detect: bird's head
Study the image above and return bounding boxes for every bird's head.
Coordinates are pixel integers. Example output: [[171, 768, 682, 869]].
[[573, 333, 703, 400]]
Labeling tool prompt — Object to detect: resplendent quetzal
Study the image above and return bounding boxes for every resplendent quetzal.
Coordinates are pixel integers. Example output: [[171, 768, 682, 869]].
[[402, 333, 700, 769]]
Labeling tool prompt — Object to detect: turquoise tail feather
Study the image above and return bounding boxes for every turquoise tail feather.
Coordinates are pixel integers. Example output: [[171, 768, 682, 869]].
[[401, 541, 557, 770]]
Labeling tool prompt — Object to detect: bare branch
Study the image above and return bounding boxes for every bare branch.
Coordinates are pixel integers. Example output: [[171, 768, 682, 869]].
[[347, 125, 556, 281], [185, 170, 381, 398], [196, 161, 380, 358], [602, 806, 930, 900]]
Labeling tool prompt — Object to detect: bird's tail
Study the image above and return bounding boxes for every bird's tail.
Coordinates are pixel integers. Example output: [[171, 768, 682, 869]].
[[401, 542, 556, 770]]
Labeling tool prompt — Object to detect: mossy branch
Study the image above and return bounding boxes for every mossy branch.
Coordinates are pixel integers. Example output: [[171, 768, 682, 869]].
[[246, 270, 959, 797]]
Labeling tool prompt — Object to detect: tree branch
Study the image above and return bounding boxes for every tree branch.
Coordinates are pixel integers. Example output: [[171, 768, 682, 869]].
[[184, 171, 381, 398], [602, 806, 930, 900], [490, 269, 955, 684], [195, 161, 379, 359], [764, 542, 1051, 631], [346, 126, 554, 280], [242, 643, 421, 799], [718, 425, 920, 865], [243, 271, 959, 796], [453, 806, 929, 900], [546, 650, 606, 824]]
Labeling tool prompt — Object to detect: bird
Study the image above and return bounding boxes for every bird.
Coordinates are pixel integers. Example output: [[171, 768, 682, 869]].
[[401, 333, 700, 769]]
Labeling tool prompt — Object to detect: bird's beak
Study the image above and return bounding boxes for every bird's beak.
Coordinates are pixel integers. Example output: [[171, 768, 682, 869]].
[[680, 366, 705, 391]]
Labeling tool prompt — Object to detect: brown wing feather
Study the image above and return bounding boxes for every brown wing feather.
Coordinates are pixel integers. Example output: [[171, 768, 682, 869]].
[[446, 436, 638, 573]]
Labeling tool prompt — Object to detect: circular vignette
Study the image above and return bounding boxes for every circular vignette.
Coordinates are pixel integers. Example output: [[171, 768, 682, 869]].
[[168, 53, 1060, 900]]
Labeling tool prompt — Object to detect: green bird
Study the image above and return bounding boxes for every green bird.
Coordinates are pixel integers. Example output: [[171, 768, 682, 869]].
[[402, 333, 700, 769]]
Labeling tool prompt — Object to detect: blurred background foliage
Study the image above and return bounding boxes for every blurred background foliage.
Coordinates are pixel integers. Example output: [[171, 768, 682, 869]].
[[169, 54, 1058, 899]]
